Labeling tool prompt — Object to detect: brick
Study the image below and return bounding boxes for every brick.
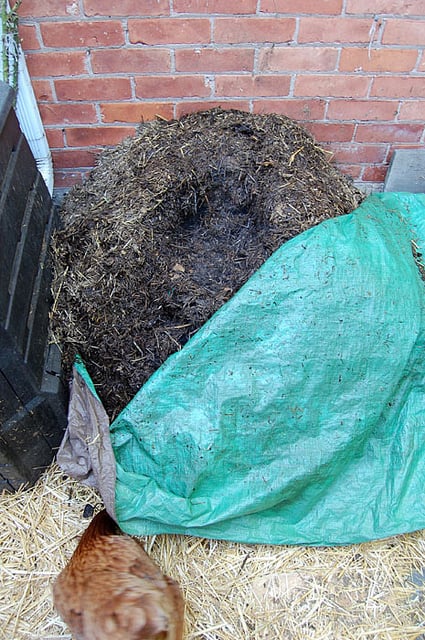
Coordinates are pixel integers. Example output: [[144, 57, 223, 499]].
[[340, 48, 417, 73], [52, 148, 100, 168], [136, 75, 210, 98], [18, 0, 73, 17], [295, 75, 370, 98], [55, 78, 131, 101], [260, 0, 342, 14], [175, 47, 254, 72], [26, 52, 87, 78], [174, 0, 257, 12], [46, 128, 65, 147], [66, 126, 135, 146], [383, 19, 425, 46], [128, 18, 210, 45], [371, 77, 425, 98], [215, 75, 291, 97], [100, 102, 174, 122], [305, 122, 355, 143], [91, 49, 171, 73], [298, 17, 371, 44], [54, 170, 86, 188], [355, 123, 423, 143], [19, 25, 40, 50], [327, 99, 398, 121], [40, 21, 124, 48], [214, 17, 295, 44], [346, 0, 425, 15], [398, 100, 425, 121], [31, 80, 54, 101], [84, 0, 170, 16], [330, 143, 388, 164], [387, 144, 425, 160], [362, 165, 387, 182], [259, 46, 338, 71], [39, 103, 97, 125], [336, 163, 362, 179], [253, 98, 326, 120], [175, 100, 250, 117], [419, 52, 425, 72]]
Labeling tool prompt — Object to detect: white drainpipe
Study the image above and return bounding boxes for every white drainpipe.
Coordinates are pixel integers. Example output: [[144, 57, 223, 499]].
[[14, 47, 54, 194], [1, 2, 53, 194]]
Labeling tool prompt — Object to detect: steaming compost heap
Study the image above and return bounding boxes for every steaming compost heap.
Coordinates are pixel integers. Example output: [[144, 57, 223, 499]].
[[51, 108, 364, 416]]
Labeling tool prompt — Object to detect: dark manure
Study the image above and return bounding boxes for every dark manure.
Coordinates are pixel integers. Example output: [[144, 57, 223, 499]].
[[50, 108, 364, 417]]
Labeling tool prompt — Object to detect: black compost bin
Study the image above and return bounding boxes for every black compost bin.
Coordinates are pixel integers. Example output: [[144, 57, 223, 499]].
[[0, 81, 67, 491]]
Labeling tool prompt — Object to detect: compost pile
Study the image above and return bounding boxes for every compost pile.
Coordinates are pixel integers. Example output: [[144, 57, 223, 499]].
[[51, 108, 364, 417]]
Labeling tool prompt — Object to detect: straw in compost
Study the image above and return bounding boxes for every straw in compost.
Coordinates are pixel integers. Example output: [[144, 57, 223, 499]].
[[51, 108, 364, 416], [0, 464, 424, 639]]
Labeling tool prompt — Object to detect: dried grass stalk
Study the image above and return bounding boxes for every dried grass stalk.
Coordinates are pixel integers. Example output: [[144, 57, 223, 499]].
[[0, 465, 424, 639]]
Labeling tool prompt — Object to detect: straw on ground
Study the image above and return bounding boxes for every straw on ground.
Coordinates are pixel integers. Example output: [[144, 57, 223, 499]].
[[0, 464, 424, 640]]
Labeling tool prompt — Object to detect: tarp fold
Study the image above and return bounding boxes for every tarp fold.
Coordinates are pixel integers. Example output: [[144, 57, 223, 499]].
[[58, 193, 425, 545]]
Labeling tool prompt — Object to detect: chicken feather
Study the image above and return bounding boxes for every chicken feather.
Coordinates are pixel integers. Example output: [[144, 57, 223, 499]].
[[53, 509, 184, 640]]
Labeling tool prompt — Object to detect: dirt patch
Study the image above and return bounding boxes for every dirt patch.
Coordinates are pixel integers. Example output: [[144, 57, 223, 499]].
[[51, 108, 364, 417]]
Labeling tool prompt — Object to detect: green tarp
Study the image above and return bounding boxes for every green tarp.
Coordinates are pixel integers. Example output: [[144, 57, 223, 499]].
[[59, 193, 425, 546]]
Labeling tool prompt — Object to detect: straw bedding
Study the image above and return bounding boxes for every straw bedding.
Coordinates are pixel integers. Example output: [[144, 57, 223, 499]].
[[1, 464, 424, 640]]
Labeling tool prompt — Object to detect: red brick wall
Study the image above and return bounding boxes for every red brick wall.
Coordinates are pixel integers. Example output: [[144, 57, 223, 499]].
[[18, 0, 425, 192]]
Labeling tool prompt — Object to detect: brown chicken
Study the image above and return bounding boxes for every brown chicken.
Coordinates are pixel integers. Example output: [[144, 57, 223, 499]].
[[53, 509, 184, 640]]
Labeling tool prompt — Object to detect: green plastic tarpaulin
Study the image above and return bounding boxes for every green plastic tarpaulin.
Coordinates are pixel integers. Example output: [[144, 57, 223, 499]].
[[58, 192, 425, 546]]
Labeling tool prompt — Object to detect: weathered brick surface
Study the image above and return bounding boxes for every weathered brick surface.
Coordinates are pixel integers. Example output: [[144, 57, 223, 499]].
[[355, 123, 424, 143], [215, 75, 291, 97], [371, 77, 425, 98], [39, 103, 97, 125], [260, 0, 342, 13], [327, 100, 398, 122], [31, 80, 54, 102], [362, 165, 388, 182], [398, 101, 425, 120], [55, 78, 132, 101], [100, 102, 174, 123], [40, 21, 125, 47], [52, 148, 100, 168], [298, 17, 372, 44], [54, 170, 90, 187], [253, 98, 326, 120], [258, 46, 338, 71], [337, 163, 362, 179], [174, 0, 257, 13], [345, 0, 424, 15], [306, 122, 355, 143], [294, 74, 370, 98], [175, 48, 254, 72], [45, 128, 65, 148], [18, 24, 40, 50], [135, 75, 210, 98], [330, 144, 388, 164], [383, 19, 425, 45], [91, 49, 171, 74], [65, 126, 135, 146], [26, 52, 87, 78], [18, 0, 73, 17], [18, 1, 425, 189], [84, 0, 170, 16], [339, 48, 418, 73], [214, 17, 295, 44], [128, 18, 210, 44]]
